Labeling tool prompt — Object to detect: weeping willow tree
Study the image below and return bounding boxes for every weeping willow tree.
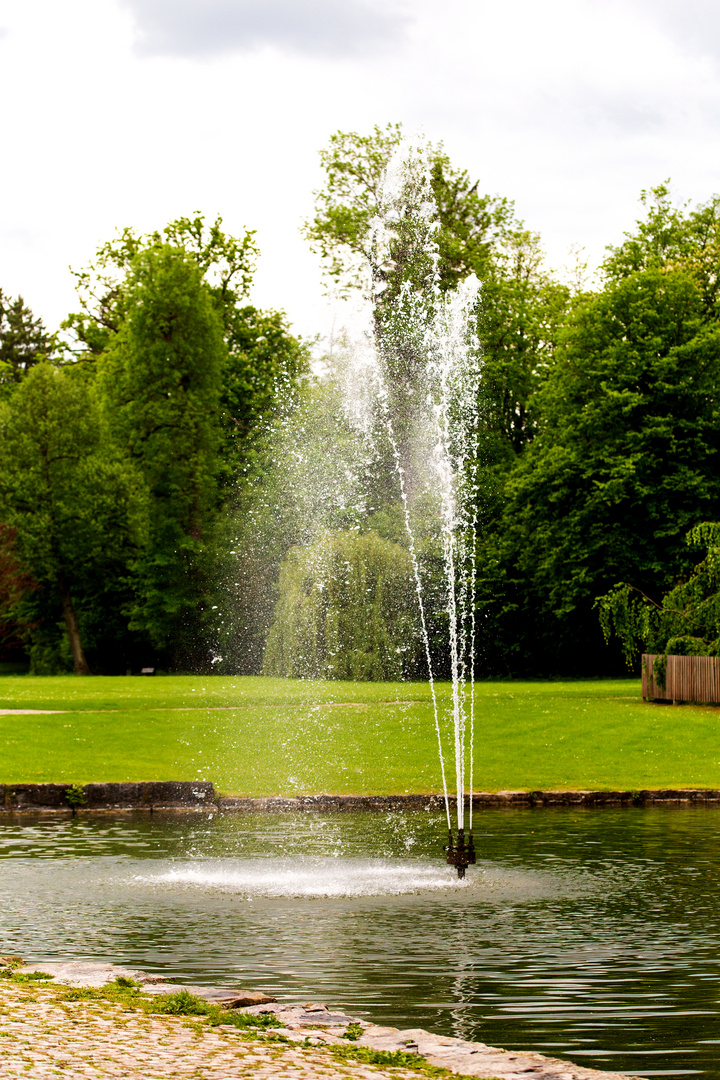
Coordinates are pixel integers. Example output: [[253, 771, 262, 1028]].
[[262, 529, 420, 680], [596, 522, 720, 666]]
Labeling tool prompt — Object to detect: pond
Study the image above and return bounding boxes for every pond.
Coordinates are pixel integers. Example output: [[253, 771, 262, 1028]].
[[2, 806, 719, 1078]]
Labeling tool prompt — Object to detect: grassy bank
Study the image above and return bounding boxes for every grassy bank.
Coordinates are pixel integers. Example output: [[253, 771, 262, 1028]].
[[0, 674, 718, 794]]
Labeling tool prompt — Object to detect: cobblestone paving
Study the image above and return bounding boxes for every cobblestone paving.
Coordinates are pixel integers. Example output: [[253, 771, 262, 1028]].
[[0, 982, 424, 1080]]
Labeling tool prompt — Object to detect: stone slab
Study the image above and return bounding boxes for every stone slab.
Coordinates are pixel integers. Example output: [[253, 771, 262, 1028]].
[[243, 1002, 645, 1080], [15, 961, 274, 1007]]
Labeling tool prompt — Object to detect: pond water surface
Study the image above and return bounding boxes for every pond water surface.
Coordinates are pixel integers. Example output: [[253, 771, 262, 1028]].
[[2, 806, 720, 1078]]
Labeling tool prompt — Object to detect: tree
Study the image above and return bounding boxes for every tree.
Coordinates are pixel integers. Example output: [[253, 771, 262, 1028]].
[[262, 529, 420, 680], [597, 522, 720, 664], [98, 244, 227, 667], [64, 213, 307, 476], [0, 363, 140, 674], [478, 263, 720, 673], [63, 213, 259, 357], [0, 291, 54, 396], [219, 304, 308, 475], [604, 182, 720, 318], [305, 124, 570, 472], [58, 214, 307, 672], [304, 122, 516, 297]]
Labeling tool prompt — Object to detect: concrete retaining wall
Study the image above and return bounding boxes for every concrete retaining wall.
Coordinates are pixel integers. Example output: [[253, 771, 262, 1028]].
[[217, 789, 720, 811], [2, 783, 720, 812], [0, 781, 215, 812]]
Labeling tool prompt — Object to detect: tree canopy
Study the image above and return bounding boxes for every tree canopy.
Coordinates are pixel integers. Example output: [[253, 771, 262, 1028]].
[[0, 214, 307, 673], [597, 523, 720, 663]]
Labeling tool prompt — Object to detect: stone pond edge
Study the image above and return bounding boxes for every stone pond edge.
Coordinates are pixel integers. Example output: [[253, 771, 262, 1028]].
[[2, 780, 720, 812], [1, 960, 644, 1080]]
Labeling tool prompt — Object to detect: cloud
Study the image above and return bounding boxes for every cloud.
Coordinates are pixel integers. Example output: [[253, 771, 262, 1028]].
[[121, 0, 411, 58], [624, 0, 720, 61]]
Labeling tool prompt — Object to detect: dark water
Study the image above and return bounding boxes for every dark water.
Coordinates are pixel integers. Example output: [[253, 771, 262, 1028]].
[[1, 807, 719, 1078]]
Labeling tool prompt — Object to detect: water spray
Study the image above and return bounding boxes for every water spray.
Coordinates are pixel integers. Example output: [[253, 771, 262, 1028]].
[[333, 136, 482, 879], [370, 142, 481, 880]]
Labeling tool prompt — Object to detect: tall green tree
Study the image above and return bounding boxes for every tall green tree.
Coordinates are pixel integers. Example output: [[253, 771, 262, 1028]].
[[64, 213, 259, 357], [479, 263, 720, 673], [98, 244, 227, 668], [604, 183, 720, 310], [304, 122, 515, 297], [60, 214, 307, 671], [0, 363, 140, 674], [65, 214, 307, 476], [305, 123, 569, 469]]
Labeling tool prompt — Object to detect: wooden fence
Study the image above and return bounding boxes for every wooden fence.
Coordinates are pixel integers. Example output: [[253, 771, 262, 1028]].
[[642, 653, 720, 703]]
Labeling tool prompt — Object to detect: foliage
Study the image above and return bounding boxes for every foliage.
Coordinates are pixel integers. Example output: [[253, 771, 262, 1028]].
[[0, 363, 143, 674], [305, 123, 566, 462], [596, 523, 720, 664], [329, 1042, 470, 1079], [217, 363, 393, 675], [0, 291, 54, 395], [342, 1022, 364, 1040], [604, 182, 720, 311], [63, 213, 259, 358], [64, 783, 86, 809], [263, 530, 420, 680], [98, 245, 226, 668], [9, 167, 720, 678], [53, 977, 279, 1030], [22, 214, 309, 673], [64, 213, 307, 475], [152, 990, 216, 1016], [304, 122, 515, 296], [219, 304, 308, 474], [477, 231, 571, 460], [477, 259, 720, 674], [0, 969, 54, 982], [306, 144, 720, 679]]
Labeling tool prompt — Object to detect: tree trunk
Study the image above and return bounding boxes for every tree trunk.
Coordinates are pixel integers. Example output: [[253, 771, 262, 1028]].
[[59, 580, 91, 675]]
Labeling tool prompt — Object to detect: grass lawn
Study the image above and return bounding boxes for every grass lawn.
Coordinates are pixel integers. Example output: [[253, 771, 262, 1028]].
[[0, 674, 718, 794]]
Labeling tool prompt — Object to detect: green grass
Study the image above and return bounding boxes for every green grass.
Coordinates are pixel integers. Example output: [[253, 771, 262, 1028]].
[[1, 674, 719, 793]]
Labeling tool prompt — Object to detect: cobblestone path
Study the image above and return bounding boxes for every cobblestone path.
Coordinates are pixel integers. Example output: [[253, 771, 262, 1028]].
[[0, 982, 426, 1080]]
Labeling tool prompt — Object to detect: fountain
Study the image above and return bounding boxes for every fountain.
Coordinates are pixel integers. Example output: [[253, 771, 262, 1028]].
[[317, 139, 483, 877]]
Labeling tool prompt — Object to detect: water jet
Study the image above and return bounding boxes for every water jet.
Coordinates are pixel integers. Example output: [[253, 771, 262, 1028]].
[[359, 139, 482, 877]]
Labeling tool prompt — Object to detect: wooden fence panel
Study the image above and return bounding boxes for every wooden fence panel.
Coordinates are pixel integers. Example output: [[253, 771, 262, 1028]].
[[642, 653, 720, 703]]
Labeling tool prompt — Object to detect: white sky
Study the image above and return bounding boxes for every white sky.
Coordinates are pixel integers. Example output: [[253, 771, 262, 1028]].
[[2, 0, 720, 341]]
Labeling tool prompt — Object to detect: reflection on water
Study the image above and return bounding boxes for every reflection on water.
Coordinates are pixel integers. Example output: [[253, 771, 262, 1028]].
[[1, 807, 719, 1078]]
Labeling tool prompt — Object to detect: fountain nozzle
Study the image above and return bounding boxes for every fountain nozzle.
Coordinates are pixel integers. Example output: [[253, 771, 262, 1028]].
[[446, 827, 475, 879]]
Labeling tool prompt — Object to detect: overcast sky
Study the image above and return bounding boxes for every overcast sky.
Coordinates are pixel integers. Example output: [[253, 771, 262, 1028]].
[[2, 0, 720, 340]]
